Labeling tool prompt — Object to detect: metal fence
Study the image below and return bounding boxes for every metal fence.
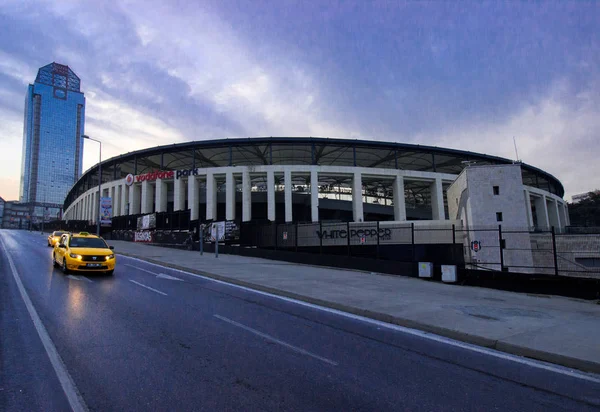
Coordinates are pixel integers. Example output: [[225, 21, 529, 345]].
[[239, 221, 463, 266], [458, 225, 600, 279]]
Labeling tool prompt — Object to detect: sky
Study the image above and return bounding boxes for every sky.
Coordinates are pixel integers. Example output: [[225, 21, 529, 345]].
[[0, 0, 598, 202]]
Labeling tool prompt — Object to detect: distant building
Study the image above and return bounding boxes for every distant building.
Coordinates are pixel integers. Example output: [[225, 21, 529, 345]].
[[571, 190, 599, 204], [19, 62, 85, 225], [0, 196, 4, 227], [1, 201, 32, 229]]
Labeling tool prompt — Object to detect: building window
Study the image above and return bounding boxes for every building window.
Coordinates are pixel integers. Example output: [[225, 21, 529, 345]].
[[496, 212, 503, 222], [493, 186, 500, 195]]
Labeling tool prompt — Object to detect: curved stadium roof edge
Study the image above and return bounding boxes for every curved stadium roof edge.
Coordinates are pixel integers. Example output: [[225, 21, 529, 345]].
[[69, 137, 564, 209]]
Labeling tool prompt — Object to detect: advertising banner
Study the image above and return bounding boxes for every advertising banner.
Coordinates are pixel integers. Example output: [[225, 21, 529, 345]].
[[137, 213, 156, 230], [100, 197, 112, 226], [210, 221, 226, 242]]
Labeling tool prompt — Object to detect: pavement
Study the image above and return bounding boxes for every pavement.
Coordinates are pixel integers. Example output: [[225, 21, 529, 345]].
[[109, 239, 600, 374]]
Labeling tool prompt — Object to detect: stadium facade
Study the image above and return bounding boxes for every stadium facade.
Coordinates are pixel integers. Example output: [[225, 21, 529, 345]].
[[62, 137, 567, 232]]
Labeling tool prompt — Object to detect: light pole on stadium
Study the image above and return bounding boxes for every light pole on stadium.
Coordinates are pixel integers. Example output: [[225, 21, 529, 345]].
[[83, 135, 102, 236]]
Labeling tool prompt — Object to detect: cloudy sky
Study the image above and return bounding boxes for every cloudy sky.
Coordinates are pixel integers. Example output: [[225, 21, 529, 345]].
[[0, 0, 598, 201]]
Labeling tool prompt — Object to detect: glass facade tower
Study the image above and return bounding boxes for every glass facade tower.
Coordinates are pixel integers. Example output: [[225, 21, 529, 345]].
[[20, 62, 85, 223]]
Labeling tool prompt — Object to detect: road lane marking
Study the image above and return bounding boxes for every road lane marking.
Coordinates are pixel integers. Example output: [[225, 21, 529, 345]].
[[67, 275, 94, 283], [124, 264, 183, 281], [0, 235, 89, 412], [124, 264, 157, 275], [214, 314, 338, 366], [119, 255, 600, 383], [156, 273, 183, 281], [129, 280, 168, 296]]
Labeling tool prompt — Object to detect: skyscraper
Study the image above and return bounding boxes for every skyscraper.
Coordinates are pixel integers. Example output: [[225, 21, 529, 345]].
[[20, 62, 85, 223]]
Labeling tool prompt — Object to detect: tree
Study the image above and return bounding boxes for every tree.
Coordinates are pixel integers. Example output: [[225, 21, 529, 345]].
[[568, 190, 600, 226]]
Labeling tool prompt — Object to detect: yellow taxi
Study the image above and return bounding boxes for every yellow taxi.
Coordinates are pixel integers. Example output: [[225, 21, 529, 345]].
[[53, 232, 116, 275], [47, 231, 68, 247]]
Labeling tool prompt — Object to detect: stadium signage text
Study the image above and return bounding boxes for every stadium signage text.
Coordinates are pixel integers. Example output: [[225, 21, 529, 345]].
[[316, 228, 392, 240], [175, 168, 201, 179], [135, 171, 174, 182]]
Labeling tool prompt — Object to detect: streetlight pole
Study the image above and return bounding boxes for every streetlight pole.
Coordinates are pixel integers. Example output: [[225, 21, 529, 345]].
[[83, 135, 102, 236]]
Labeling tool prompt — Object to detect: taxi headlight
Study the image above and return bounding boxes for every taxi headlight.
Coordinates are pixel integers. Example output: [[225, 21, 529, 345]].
[[106, 254, 115, 261], [69, 253, 82, 260]]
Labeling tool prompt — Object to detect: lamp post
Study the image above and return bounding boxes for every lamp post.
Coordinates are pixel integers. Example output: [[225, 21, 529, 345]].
[[83, 135, 102, 236]]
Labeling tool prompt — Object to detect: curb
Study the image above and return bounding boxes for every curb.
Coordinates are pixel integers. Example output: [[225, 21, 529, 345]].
[[116, 251, 600, 375]]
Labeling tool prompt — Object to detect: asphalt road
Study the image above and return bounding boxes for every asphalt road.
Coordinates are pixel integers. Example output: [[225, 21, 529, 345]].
[[1, 229, 599, 411]]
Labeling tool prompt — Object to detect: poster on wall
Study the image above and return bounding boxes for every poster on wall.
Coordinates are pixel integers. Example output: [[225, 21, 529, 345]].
[[137, 213, 156, 230], [100, 197, 112, 226]]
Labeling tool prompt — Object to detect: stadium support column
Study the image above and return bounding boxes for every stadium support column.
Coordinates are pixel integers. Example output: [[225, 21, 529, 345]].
[[548, 198, 561, 230], [352, 171, 363, 222], [130, 184, 141, 215], [173, 176, 185, 211], [562, 203, 570, 226], [431, 178, 445, 220], [242, 168, 252, 222], [393, 175, 407, 221], [141, 180, 154, 214], [267, 170, 275, 222], [155, 178, 167, 213], [188, 175, 198, 221], [91, 192, 97, 223], [206, 172, 217, 221], [122, 184, 129, 215], [524, 189, 534, 228], [310, 169, 319, 222], [226, 171, 235, 221], [89, 194, 93, 220], [284, 170, 293, 222], [533, 195, 549, 230], [113, 185, 121, 216]]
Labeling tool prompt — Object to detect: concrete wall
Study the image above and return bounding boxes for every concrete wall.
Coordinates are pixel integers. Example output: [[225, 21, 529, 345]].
[[447, 165, 535, 273]]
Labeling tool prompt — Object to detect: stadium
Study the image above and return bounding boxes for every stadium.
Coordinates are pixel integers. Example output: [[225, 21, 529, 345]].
[[63, 137, 567, 229]]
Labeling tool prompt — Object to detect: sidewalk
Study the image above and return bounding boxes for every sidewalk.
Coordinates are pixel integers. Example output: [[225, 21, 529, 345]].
[[109, 240, 600, 374]]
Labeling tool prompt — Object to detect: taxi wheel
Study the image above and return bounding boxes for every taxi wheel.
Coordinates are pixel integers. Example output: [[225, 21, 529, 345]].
[[106, 270, 114, 276], [52, 253, 59, 267], [62, 258, 69, 274]]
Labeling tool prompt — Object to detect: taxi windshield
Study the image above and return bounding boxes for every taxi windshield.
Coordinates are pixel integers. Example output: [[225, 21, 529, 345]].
[[53, 231, 66, 237], [69, 237, 108, 249]]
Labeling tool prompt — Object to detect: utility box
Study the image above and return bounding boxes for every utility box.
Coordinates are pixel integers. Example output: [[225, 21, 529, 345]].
[[442, 265, 457, 283], [418, 262, 433, 278]]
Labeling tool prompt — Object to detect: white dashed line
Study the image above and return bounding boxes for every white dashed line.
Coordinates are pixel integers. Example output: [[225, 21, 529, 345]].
[[129, 280, 168, 296], [214, 315, 338, 366]]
